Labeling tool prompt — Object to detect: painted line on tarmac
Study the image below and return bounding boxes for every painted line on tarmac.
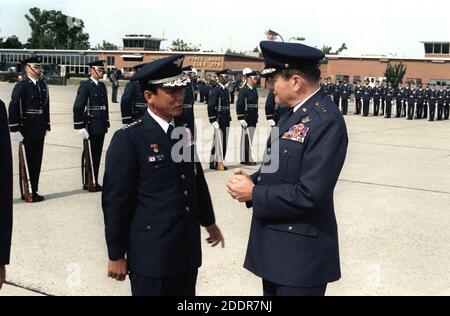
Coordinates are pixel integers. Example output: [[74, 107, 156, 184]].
[[350, 141, 450, 153], [340, 179, 450, 195], [4, 281, 52, 296]]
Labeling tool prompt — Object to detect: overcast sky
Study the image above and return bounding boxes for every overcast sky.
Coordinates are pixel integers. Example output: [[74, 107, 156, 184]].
[[1, 0, 450, 57]]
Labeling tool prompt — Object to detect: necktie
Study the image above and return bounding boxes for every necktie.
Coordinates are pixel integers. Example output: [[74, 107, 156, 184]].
[[167, 124, 175, 145]]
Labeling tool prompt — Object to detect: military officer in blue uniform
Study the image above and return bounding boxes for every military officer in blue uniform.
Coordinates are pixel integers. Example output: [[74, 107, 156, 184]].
[[372, 80, 382, 116], [424, 83, 430, 119], [362, 80, 372, 117], [394, 83, 404, 118], [340, 79, 351, 115], [1, 98, 13, 289], [415, 84, 425, 119], [385, 82, 395, 118], [436, 85, 445, 121], [208, 69, 232, 170], [406, 82, 417, 120], [237, 68, 259, 166], [73, 60, 110, 192], [227, 41, 348, 296], [120, 63, 148, 124], [321, 77, 331, 96], [265, 90, 288, 127], [331, 80, 341, 108], [354, 80, 363, 115], [444, 85, 450, 120], [380, 81, 387, 116], [174, 66, 197, 138], [9, 55, 50, 202], [428, 84, 437, 121], [109, 69, 122, 103], [402, 82, 409, 117], [102, 54, 224, 296]]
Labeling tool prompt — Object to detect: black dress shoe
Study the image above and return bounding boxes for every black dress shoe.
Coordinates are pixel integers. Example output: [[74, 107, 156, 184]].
[[209, 164, 217, 170], [32, 193, 45, 202], [95, 184, 103, 192], [83, 184, 88, 191]]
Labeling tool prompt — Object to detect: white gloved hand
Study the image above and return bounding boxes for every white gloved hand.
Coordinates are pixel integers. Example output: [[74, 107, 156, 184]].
[[268, 119, 276, 127], [240, 120, 248, 128], [10, 132, 24, 143], [78, 128, 90, 140], [212, 122, 220, 130]]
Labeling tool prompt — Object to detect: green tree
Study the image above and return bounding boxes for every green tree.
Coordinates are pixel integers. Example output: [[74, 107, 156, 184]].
[[94, 40, 119, 50], [321, 43, 348, 55], [1, 36, 24, 49], [171, 39, 188, 51], [384, 62, 407, 87], [25, 7, 90, 49]]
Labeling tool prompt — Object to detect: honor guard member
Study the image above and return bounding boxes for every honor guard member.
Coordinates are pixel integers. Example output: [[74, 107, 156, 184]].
[[9, 55, 50, 202], [385, 82, 395, 118], [416, 84, 425, 119], [394, 83, 404, 118], [73, 60, 110, 192], [406, 82, 416, 120], [237, 68, 259, 165], [175, 66, 197, 137], [264, 90, 288, 126], [380, 81, 387, 116], [227, 41, 348, 296], [436, 85, 445, 121], [444, 85, 450, 120], [372, 81, 382, 116], [208, 69, 232, 170], [321, 77, 331, 96], [424, 83, 431, 119], [120, 63, 148, 124], [428, 84, 437, 121], [402, 82, 409, 117], [198, 79, 206, 103], [340, 79, 351, 115], [1, 99, 13, 289], [109, 69, 121, 103], [331, 80, 341, 107], [102, 54, 224, 296], [354, 80, 363, 115], [362, 80, 372, 117]]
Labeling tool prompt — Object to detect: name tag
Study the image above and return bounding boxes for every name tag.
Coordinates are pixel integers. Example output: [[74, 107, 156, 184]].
[[148, 154, 166, 163]]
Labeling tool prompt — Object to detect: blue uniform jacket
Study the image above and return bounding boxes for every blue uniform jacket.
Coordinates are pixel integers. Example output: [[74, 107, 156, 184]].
[[0, 100, 13, 265], [245, 90, 348, 287], [120, 81, 147, 124], [208, 85, 231, 126], [102, 112, 216, 278], [236, 84, 259, 126], [73, 79, 110, 135], [8, 77, 50, 140]]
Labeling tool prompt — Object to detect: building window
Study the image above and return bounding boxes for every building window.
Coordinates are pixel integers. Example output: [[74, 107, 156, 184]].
[[353, 75, 361, 84], [443, 44, 450, 54], [425, 43, 433, 54], [107, 56, 115, 66], [335, 75, 349, 83], [434, 43, 442, 54]]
